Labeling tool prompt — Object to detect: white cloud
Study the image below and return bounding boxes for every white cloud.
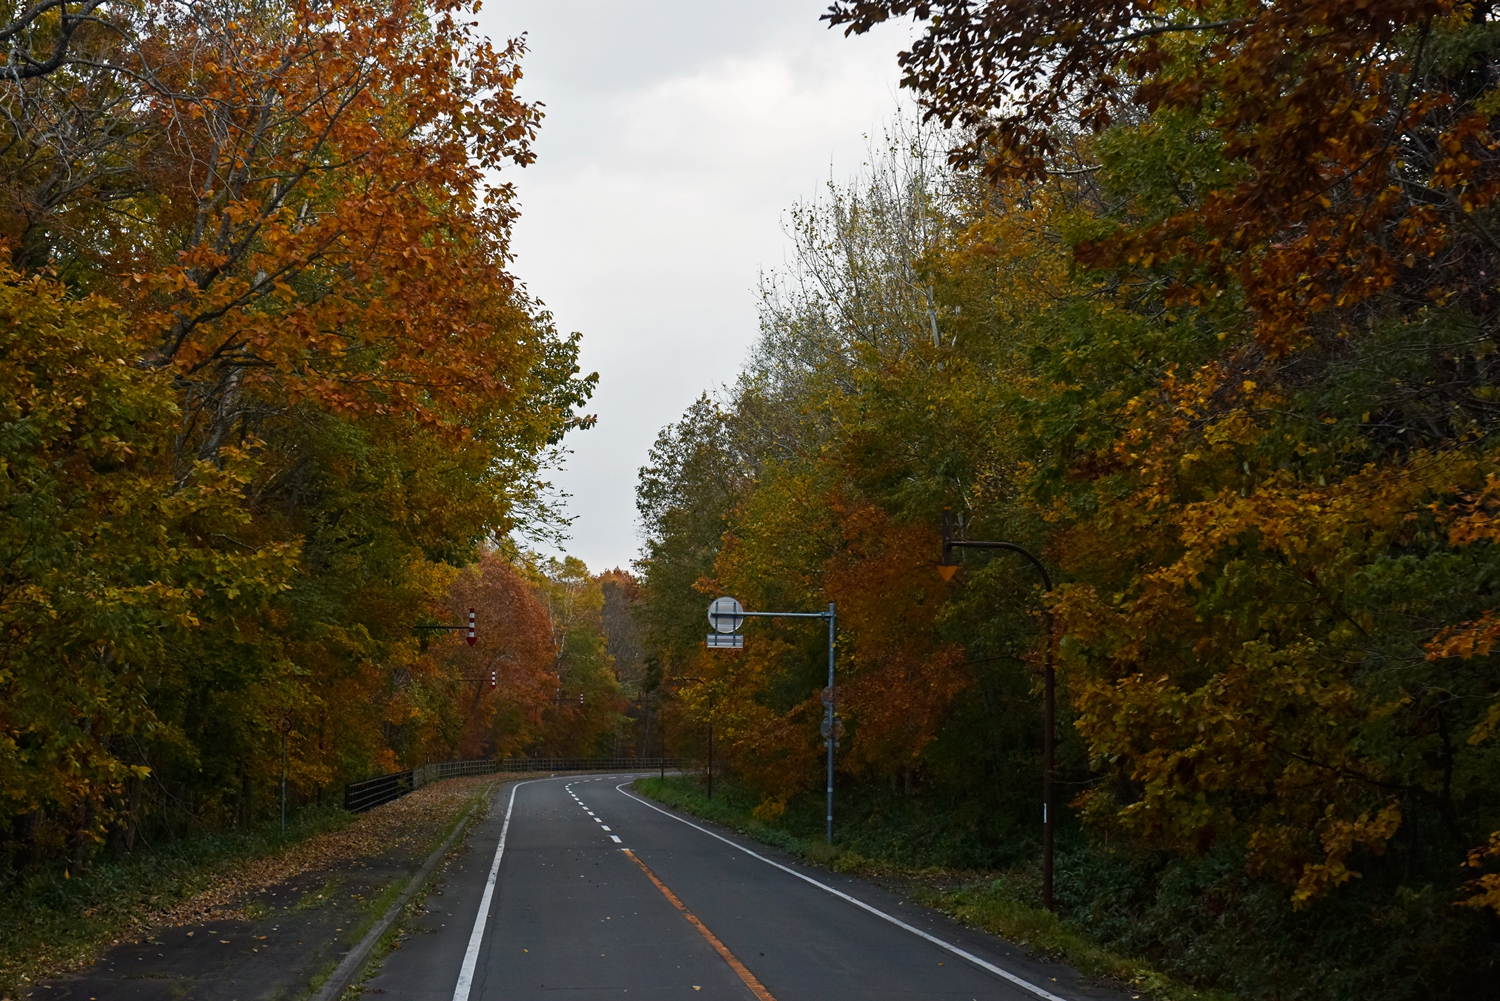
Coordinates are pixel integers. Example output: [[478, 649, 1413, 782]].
[[481, 1, 915, 572]]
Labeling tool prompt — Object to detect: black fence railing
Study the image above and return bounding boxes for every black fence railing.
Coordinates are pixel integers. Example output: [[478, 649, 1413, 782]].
[[343, 770, 415, 813], [342, 757, 681, 813], [492, 757, 680, 773]]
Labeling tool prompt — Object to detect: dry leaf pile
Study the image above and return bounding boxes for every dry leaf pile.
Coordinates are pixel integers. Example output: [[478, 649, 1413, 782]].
[[124, 776, 501, 940]]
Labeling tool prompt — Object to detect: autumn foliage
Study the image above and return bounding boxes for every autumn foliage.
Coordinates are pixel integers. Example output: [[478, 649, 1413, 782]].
[[633, 2, 1500, 995], [0, 0, 618, 874]]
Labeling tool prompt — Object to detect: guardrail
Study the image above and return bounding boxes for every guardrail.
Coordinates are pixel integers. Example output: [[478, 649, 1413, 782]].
[[342, 757, 681, 813]]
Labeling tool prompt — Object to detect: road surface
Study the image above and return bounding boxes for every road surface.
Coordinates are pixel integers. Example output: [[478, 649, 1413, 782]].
[[362, 775, 1123, 1001]]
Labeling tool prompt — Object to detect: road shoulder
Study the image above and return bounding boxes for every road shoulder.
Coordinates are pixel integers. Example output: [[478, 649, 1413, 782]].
[[21, 776, 499, 1001]]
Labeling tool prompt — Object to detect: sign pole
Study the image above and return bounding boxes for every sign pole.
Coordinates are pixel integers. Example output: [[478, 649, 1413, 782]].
[[704, 597, 837, 842]]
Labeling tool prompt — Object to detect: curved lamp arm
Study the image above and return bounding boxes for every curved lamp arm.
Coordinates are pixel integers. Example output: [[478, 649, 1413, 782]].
[[939, 508, 1052, 592]]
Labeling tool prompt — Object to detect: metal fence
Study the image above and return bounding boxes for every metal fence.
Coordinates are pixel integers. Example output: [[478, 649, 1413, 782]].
[[342, 757, 681, 813], [343, 770, 415, 813], [491, 757, 680, 773]]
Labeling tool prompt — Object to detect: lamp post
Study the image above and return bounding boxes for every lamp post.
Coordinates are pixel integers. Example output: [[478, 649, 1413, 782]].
[[938, 508, 1058, 912], [659, 704, 667, 781]]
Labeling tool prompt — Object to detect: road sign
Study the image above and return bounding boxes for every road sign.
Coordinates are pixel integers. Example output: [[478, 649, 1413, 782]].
[[820, 717, 844, 739], [821, 686, 841, 708], [707, 596, 744, 633], [706, 633, 744, 649]]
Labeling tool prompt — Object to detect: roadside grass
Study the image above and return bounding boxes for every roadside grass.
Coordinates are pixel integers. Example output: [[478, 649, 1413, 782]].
[[0, 805, 354, 996], [632, 775, 1235, 1001], [293, 872, 349, 911]]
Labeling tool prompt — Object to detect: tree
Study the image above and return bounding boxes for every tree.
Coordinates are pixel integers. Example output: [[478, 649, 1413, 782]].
[[0, 0, 597, 870], [829, 0, 1500, 910], [0, 0, 111, 81], [0, 263, 296, 859], [527, 557, 628, 757]]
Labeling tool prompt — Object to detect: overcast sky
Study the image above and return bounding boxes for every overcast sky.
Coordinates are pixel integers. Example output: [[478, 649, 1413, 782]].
[[478, 1, 914, 574]]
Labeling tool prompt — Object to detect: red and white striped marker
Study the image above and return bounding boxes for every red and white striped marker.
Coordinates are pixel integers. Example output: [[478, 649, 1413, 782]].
[[467, 608, 477, 646], [490, 669, 497, 690]]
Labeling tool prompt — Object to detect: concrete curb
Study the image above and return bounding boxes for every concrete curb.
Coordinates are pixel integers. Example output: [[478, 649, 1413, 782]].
[[309, 781, 500, 1001]]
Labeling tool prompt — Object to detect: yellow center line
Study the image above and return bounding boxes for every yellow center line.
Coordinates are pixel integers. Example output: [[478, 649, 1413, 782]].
[[621, 848, 777, 1001]]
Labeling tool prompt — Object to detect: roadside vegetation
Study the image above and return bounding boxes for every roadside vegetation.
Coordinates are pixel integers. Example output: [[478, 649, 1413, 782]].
[[632, 5, 1500, 999], [0, 0, 646, 913]]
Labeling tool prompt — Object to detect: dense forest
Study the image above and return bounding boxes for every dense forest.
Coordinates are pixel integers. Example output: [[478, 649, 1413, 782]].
[[632, 2, 1500, 998], [0, 0, 655, 874]]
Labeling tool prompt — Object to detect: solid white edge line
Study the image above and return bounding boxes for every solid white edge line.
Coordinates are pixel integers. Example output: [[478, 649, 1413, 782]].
[[451, 780, 528, 1001], [614, 783, 1071, 1001]]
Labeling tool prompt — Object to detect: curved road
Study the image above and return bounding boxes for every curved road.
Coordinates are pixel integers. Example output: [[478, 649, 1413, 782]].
[[363, 775, 1123, 1001]]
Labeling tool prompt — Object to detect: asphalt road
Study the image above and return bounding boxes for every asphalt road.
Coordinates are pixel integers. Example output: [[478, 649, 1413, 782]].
[[363, 775, 1124, 1001]]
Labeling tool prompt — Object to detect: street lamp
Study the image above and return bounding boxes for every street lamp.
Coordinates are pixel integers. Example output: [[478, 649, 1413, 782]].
[[938, 507, 1058, 912]]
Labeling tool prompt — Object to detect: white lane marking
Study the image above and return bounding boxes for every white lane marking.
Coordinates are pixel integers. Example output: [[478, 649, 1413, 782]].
[[593, 817, 602, 823], [614, 784, 1070, 1001], [452, 781, 530, 1001], [609, 835, 622, 843], [601, 826, 611, 832]]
